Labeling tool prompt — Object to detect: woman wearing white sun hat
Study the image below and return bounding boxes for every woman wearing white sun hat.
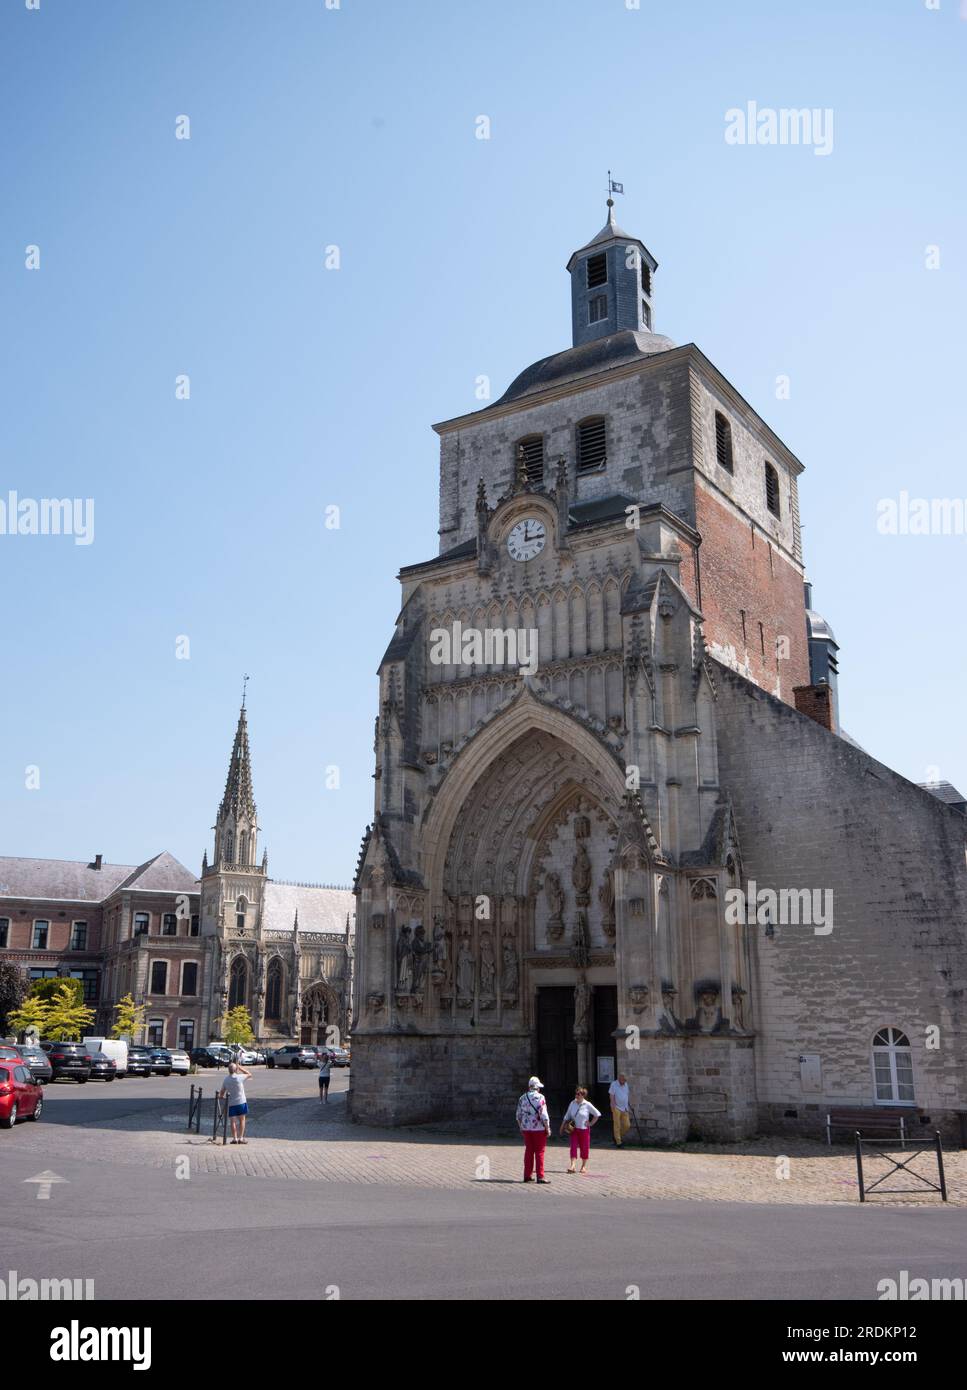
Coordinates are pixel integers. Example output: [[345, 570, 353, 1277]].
[[515, 1076, 552, 1183]]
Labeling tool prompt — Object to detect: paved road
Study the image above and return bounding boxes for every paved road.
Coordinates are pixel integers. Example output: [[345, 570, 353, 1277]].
[[3, 1069, 966, 1300]]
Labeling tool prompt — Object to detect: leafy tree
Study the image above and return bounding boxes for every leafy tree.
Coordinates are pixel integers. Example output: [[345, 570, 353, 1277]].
[[7, 995, 50, 1041], [43, 982, 95, 1040], [111, 993, 145, 1041], [219, 1006, 254, 1047], [30, 975, 84, 1007], [0, 961, 30, 1035]]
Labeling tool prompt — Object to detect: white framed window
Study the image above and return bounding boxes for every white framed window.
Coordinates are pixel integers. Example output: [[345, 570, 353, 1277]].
[[149, 960, 168, 996], [147, 1017, 165, 1047], [872, 1027, 915, 1105], [32, 920, 50, 949]]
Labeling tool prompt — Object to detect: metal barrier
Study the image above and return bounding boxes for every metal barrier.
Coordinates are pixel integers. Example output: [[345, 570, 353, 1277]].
[[212, 1093, 229, 1146], [187, 1084, 203, 1134], [854, 1130, 948, 1202]]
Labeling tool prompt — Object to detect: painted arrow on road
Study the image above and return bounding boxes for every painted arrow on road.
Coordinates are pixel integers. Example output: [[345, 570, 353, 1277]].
[[24, 1170, 68, 1200]]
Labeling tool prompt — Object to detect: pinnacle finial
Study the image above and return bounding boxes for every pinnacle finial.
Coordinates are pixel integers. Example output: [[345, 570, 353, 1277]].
[[241, 673, 250, 709]]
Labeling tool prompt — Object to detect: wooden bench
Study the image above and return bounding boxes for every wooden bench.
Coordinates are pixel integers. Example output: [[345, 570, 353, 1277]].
[[826, 1106, 912, 1145]]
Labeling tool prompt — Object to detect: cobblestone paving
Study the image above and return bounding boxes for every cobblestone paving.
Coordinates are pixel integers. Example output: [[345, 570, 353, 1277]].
[[19, 1093, 965, 1206]]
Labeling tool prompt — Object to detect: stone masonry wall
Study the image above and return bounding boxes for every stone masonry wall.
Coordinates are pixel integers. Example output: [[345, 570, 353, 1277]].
[[349, 1032, 532, 1127], [715, 662, 967, 1142]]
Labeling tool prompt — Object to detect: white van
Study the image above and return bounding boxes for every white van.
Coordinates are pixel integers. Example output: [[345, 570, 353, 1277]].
[[82, 1037, 128, 1076]]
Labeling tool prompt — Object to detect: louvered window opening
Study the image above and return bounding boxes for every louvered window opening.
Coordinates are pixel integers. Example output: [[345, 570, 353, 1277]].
[[641, 263, 652, 295], [577, 417, 607, 473], [517, 435, 545, 486], [765, 462, 781, 517], [715, 412, 733, 472], [586, 252, 608, 288]]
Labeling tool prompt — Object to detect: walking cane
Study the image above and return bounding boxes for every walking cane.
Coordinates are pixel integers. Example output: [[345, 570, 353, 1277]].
[[629, 1104, 646, 1147]]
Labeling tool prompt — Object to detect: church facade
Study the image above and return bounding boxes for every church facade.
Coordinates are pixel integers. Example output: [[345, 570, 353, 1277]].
[[0, 705, 354, 1052], [350, 206, 967, 1141]]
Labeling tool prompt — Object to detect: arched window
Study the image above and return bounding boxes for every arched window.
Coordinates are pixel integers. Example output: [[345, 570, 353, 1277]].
[[872, 1027, 914, 1104], [224, 829, 234, 863], [228, 956, 247, 1010], [236, 897, 248, 932], [265, 960, 283, 1021], [238, 831, 248, 866]]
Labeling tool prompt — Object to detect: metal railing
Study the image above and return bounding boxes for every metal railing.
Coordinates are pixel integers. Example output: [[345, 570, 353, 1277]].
[[854, 1130, 948, 1202], [186, 1084, 229, 1145]]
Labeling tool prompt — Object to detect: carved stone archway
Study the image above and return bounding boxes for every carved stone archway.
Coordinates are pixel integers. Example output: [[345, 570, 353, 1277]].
[[300, 980, 341, 1046]]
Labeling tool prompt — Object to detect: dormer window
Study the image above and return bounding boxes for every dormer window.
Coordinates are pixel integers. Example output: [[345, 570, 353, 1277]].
[[588, 294, 608, 324], [715, 412, 734, 473], [586, 253, 607, 288], [516, 435, 545, 486], [765, 461, 781, 517], [577, 416, 607, 473]]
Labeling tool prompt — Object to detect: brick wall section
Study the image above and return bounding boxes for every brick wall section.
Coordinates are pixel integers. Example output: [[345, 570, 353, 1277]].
[[714, 662, 967, 1140], [694, 484, 810, 700], [793, 684, 834, 732]]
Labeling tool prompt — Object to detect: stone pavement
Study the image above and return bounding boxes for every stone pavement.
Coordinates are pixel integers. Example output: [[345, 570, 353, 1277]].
[[20, 1091, 966, 1206]]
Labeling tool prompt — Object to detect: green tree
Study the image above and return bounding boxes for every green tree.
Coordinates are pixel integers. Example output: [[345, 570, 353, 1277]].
[[111, 993, 145, 1041], [7, 995, 51, 1041], [43, 982, 95, 1041], [0, 960, 30, 1035], [30, 975, 84, 1007], [219, 1006, 254, 1047]]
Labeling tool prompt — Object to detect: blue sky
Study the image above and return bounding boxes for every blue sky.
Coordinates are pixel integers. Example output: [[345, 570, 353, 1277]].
[[1, 0, 965, 883]]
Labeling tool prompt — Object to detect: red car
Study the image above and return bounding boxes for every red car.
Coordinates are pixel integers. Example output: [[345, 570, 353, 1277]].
[[0, 1062, 44, 1127]]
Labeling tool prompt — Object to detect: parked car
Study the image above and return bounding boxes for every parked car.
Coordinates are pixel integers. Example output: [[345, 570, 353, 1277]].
[[267, 1045, 318, 1070], [0, 1062, 43, 1127], [86, 1052, 117, 1081], [126, 1046, 155, 1077], [82, 1037, 128, 1076], [190, 1047, 228, 1069], [148, 1048, 173, 1076], [40, 1041, 91, 1083], [323, 1047, 351, 1068], [14, 1046, 52, 1085], [167, 1049, 190, 1075]]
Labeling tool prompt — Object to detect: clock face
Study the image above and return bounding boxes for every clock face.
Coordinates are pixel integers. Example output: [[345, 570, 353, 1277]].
[[506, 517, 547, 562]]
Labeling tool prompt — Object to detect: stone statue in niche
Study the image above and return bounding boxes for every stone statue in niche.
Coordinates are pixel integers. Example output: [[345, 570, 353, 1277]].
[[545, 872, 565, 942], [599, 869, 615, 939], [431, 919, 450, 982], [573, 978, 590, 1040], [395, 924, 413, 994], [456, 936, 475, 1004], [572, 824, 592, 908], [696, 986, 720, 1033], [371, 913, 385, 931], [479, 933, 496, 1007], [501, 937, 519, 1002], [411, 924, 432, 994], [731, 985, 748, 1031]]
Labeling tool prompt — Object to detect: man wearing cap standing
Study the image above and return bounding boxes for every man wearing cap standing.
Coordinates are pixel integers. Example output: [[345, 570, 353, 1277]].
[[516, 1076, 552, 1183]]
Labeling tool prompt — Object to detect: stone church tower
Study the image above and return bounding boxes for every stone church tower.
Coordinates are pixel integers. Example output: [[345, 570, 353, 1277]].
[[351, 203, 967, 1140], [201, 702, 355, 1047]]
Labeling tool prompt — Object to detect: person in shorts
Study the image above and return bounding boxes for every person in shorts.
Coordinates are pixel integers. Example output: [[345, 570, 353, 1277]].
[[318, 1050, 332, 1103], [219, 1061, 252, 1144]]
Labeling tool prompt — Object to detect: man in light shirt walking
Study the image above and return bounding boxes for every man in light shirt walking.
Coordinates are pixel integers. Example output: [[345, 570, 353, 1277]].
[[515, 1076, 552, 1183], [609, 1072, 631, 1147]]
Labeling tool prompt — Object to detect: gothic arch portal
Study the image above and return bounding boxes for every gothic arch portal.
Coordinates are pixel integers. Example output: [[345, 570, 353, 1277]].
[[300, 981, 341, 1046]]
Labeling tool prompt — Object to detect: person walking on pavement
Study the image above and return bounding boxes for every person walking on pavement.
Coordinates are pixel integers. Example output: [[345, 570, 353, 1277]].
[[560, 1085, 601, 1174], [516, 1076, 551, 1183], [609, 1071, 631, 1147], [318, 1049, 332, 1104], [219, 1060, 252, 1145]]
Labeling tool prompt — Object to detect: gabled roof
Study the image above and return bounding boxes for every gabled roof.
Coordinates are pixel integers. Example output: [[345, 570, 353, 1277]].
[[0, 851, 198, 903]]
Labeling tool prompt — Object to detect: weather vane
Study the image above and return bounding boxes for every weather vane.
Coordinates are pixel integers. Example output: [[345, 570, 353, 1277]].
[[242, 673, 250, 708], [607, 170, 624, 205]]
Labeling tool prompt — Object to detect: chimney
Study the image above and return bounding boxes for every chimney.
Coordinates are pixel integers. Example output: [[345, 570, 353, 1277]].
[[92, 853, 103, 870], [793, 683, 835, 733]]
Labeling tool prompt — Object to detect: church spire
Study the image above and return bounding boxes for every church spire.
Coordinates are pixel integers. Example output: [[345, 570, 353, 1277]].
[[213, 696, 260, 868], [219, 704, 257, 823]]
